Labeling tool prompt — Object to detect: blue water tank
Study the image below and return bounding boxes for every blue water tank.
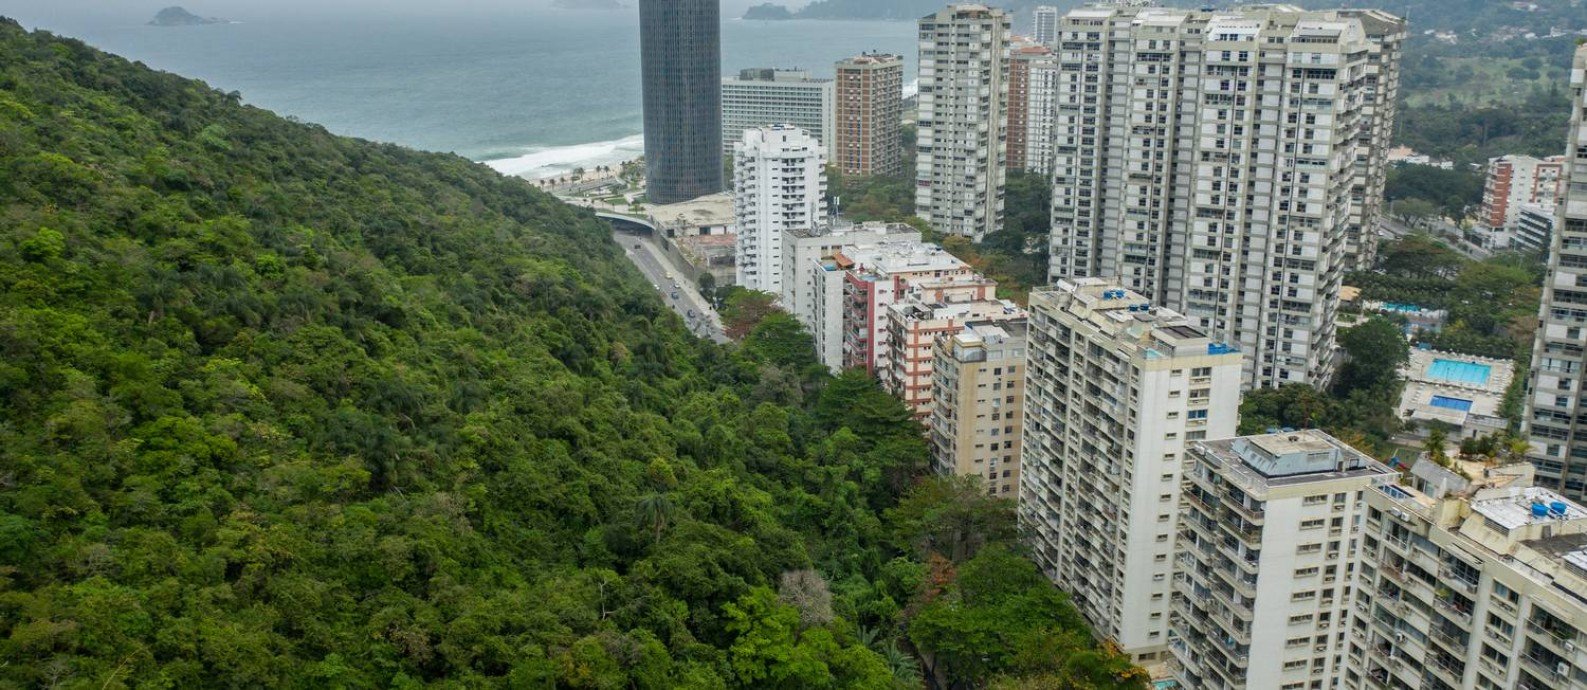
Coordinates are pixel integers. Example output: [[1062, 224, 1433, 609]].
[[1532, 503, 1550, 518], [1552, 501, 1569, 516]]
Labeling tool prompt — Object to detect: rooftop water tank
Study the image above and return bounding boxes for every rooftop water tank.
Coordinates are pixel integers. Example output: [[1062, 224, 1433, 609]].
[[1551, 501, 1569, 516], [1532, 503, 1550, 518]]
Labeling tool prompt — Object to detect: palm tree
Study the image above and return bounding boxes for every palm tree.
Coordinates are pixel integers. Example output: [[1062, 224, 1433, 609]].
[[881, 642, 920, 686], [635, 493, 674, 544], [1425, 426, 1450, 468]]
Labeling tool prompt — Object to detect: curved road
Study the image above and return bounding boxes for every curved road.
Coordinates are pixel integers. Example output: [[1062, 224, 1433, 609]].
[[614, 231, 729, 344]]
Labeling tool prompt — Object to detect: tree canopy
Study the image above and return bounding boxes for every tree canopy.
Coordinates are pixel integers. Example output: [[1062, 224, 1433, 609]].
[[0, 19, 1137, 688]]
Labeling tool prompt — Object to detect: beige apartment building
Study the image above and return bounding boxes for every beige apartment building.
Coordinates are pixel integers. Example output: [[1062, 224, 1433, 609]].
[[1020, 277, 1243, 666], [1341, 457, 1587, 690], [1172, 430, 1396, 690], [929, 320, 1027, 497]]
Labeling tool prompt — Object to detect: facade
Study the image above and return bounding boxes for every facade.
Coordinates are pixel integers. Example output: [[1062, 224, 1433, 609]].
[[882, 286, 1020, 418], [733, 125, 827, 294], [1020, 277, 1243, 665], [929, 320, 1027, 497], [1343, 10, 1406, 270], [1047, 5, 1406, 389], [838, 242, 976, 376], [1340, 460, 1587, 690], [916, 4, 1009, 241], [1483, 154, 1567, 230], [1032, 5, 1060, 47], [1516, 201, 1557, 254], [1007, 44, 1057, 174], [1524, 45, 1587, 498], [834, 53, 905, 177], [721, 69, 836, 158], [1173, 431, 1397, 690], [639, 0, 722, 204], [783, 223, 921, 370]]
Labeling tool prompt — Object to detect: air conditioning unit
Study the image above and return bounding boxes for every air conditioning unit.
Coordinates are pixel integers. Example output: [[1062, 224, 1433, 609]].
[[1568, 641, 1577, 653], [1395, 632, 1406, 642], [1559, 662, 1571, 677]]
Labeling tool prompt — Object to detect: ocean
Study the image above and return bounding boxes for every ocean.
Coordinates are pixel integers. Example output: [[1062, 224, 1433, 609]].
[[1, 5, 918, 179]]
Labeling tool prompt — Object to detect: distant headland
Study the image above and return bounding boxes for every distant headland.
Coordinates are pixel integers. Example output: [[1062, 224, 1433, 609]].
[[149, 7, 230, 27]]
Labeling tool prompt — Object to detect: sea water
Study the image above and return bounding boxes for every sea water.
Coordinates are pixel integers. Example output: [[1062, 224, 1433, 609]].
[[2, 4, 918, 179]]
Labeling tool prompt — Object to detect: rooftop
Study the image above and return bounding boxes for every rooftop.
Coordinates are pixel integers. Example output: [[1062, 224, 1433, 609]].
[[1471, 487, 1587, 531], [649, 193, 735, 230], [1196, 430, 1396, 494], [1031, 278, 1238, 360], [839, 240, 969, 277]]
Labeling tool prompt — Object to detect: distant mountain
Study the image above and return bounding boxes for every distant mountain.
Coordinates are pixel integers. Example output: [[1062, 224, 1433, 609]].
[[148, 6, 227, 26], [743, 2, 795, 20]]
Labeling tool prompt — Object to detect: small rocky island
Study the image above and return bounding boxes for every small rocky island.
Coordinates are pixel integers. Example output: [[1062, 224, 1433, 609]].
[[743, 3, 795, 20], [149, 7, 228, 27]]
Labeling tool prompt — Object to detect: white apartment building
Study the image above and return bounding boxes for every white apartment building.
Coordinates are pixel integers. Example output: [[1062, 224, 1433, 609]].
[[916, 4, 1009, 241], [1033, 5, 1059, 47], [1020, 277, 1243, 666], [1007, 44, 1058, 175], [782, 222, 921, 371], [733, 125, 826, 294], [1047, 5, 1406, 389], [1341, 458, 1587, 690], [1172, 430, 1395, 690], [1023, 47, 1059, 177], [721, 69, 836, 159], [930, 320, 1026, 497], [1524, 45, 1587, 499]]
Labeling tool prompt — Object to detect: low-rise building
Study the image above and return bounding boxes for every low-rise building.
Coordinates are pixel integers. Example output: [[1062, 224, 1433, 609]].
[[1515, 201, 1557, 254], [929, 320, 1027, 496], [783, 223, 921, 371], [838, 241, 975, 375], [1342, 460, 1587, 690], [1173, 431, 1398, 690], [883, 291, 1022, 418]]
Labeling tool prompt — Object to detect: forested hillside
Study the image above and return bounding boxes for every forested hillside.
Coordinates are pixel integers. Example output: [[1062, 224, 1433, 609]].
[[0, 18, 1142, 689]]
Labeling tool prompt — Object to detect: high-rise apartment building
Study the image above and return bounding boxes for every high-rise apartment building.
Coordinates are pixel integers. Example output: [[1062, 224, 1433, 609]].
[[917, 4, 1009, 241], [1020, 278, 1243, 666], [1007, 44, 1057, 175], [1343, 10, 1405, 270], [1339, 458, 1587, 690], [834, 53, 905, 177], [639, 0, 722, 204], [721, 69, 836, 159], [930, 320, 1027, 497], [733, 125, 826, 294], [1032, 5, 1060, 47], [1482, 154, 1568, 230], [1172, 430, 1395, 690], [1523, 45, 1587, 498], [1047, 5, 1405, 389]]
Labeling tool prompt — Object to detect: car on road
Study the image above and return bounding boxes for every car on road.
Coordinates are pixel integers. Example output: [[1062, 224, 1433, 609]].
[[670, 291, 680, 300]]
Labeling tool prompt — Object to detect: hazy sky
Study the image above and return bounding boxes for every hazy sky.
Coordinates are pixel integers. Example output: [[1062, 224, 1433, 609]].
[[0, 0, 776, 24]]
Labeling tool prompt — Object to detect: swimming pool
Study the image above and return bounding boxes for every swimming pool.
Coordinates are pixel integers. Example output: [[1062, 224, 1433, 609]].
[[1427, 359, 1492, 386], [1430, 395, 1475, 412]]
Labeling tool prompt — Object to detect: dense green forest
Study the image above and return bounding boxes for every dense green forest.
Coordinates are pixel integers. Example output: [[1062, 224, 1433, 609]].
[[0, 18, 1142, 690]]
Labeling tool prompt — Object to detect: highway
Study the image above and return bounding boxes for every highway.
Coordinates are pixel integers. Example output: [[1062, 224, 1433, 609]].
[[614, 231, 729, 344]]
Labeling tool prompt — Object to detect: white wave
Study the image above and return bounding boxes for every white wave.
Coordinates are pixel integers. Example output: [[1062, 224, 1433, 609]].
[[903, 78, 918, 100], [483, 133, 646, 179]]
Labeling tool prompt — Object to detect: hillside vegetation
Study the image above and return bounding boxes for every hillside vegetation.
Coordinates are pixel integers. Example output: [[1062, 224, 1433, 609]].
[[0, 18, 1143, 690]]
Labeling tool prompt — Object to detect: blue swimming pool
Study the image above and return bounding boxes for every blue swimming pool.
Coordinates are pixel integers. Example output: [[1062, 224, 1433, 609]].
[[1427, 359, 1491, 386], [1430, 395, 1474, 412]]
